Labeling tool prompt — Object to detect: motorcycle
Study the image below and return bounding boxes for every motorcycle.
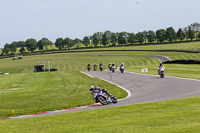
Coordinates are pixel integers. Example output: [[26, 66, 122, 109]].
[[112, 65, 115, 73], [92, 90, 118, 105], [99, 65, 103, 71], [94, 65, 97, 71], [87, 66, 91, 71], [120, 66, 125, 73], [159, 67, 165, 78], [108, 64, 112, 71]]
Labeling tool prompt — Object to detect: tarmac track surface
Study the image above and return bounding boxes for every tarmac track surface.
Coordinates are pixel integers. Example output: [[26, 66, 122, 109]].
[[7, 55, 200, 119]]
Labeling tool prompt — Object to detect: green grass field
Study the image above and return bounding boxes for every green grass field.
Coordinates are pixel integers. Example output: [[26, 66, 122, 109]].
[[0, 96, 200, 133], [0, 41, 200, 132], [67, 41, 200, 52]]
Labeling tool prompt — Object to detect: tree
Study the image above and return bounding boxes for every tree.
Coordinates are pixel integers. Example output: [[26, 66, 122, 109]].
[[92, 33, 100, 47], [10, 43, 17, 54], [147, 30, 156, 44], [136, 32, 144, 44], [198, 33, 200, 40], [12, 41, 25, 48], [89, 36, 93, 46], [63, 37, 73, 49], [183, 27, 188, 40], [55, 38, 64, 50], [128, 33, 136, 45], [3, 43, 10, 55], [177, 28, 185, 41], [37, 39, 44, 50], [73, 38, 81, 48], [101, 34, 107, 46], [122, 32, 128, 45], [82, 36, 90, 47], [110, 33, 117, 46], [190, 22, 200, 40], [142, 30, 148, 44], [188, 26, 195, 41], [156, 29, 166, 43], [37, 38, 53, 50], [118, 32, 126, 45], [104, 30, 112, 46], [19, 47, 25, 54], [25, 38, 37, 52], [165, 27, 177, 42]]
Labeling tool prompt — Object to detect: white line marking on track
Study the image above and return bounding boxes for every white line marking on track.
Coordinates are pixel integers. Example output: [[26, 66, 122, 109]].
[[80, 71, 94, 77], [80, 71, 131, 101]]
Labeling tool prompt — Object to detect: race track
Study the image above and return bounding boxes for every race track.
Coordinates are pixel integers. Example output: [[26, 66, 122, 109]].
[[8, 55, 200, 119]]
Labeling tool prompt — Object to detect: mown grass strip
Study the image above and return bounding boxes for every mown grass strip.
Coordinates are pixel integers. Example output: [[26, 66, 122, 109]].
[[0, 96, 200, 133]]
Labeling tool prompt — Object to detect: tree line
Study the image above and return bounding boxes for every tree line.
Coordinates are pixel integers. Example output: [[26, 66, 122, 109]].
[[1, 22, 200, 55]]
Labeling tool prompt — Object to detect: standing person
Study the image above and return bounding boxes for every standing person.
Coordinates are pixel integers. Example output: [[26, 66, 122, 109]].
[[99, 63, 103, 71]]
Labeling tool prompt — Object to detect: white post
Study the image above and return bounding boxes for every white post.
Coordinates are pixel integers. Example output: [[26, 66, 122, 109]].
[[48, 61, 50, 72]]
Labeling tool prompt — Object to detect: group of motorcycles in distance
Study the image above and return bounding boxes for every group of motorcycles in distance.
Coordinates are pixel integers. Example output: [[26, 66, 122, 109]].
[[87, 62, 125, 73], [88, 63, 165, 106], [87, 62, 165, 78]]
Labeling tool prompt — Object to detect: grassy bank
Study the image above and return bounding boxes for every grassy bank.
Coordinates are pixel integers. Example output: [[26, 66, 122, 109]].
[[0, 71, 127, 118], [1, 96, 200, 133]]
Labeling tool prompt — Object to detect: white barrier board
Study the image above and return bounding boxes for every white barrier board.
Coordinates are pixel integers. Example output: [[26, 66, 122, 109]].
[[141, 68, 148, 72]]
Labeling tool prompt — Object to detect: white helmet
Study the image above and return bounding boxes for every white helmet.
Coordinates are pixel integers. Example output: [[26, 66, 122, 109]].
[[89, 85, 94, 91]]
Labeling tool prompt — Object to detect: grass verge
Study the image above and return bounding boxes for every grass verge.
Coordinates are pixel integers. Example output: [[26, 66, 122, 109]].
[[0, 71, 127, 118], [0, 96, 200, 133]]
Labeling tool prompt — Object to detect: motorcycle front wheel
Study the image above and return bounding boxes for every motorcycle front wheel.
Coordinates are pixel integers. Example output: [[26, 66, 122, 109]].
[[112, 69, 115, 73], [97, 96, 108, 105], [111, 96, 118, 104]]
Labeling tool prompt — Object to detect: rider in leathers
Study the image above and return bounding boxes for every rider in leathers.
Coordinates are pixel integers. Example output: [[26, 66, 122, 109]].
[[89, 85, 112, 102], [158, 63, 165, 75]]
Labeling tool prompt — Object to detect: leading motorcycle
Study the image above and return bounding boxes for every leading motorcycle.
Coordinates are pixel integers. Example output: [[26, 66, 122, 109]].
[[92, 90, 118, 105]]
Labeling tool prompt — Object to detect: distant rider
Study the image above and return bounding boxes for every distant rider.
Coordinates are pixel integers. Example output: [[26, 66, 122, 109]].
[[108, 62, 112, 71], [99, 63, 103, 71], [120, 62, 125, 68], [87, 64, 91, 71], [158, 63, 165, 75], [112, 62, 115, 68], [94, 64, 97, 71]]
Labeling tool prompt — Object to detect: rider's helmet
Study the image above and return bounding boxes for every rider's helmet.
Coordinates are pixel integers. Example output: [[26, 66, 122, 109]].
[[89, 85, 95, 91], [102, 88, 107, 93], [160, 63, 162, 66]]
